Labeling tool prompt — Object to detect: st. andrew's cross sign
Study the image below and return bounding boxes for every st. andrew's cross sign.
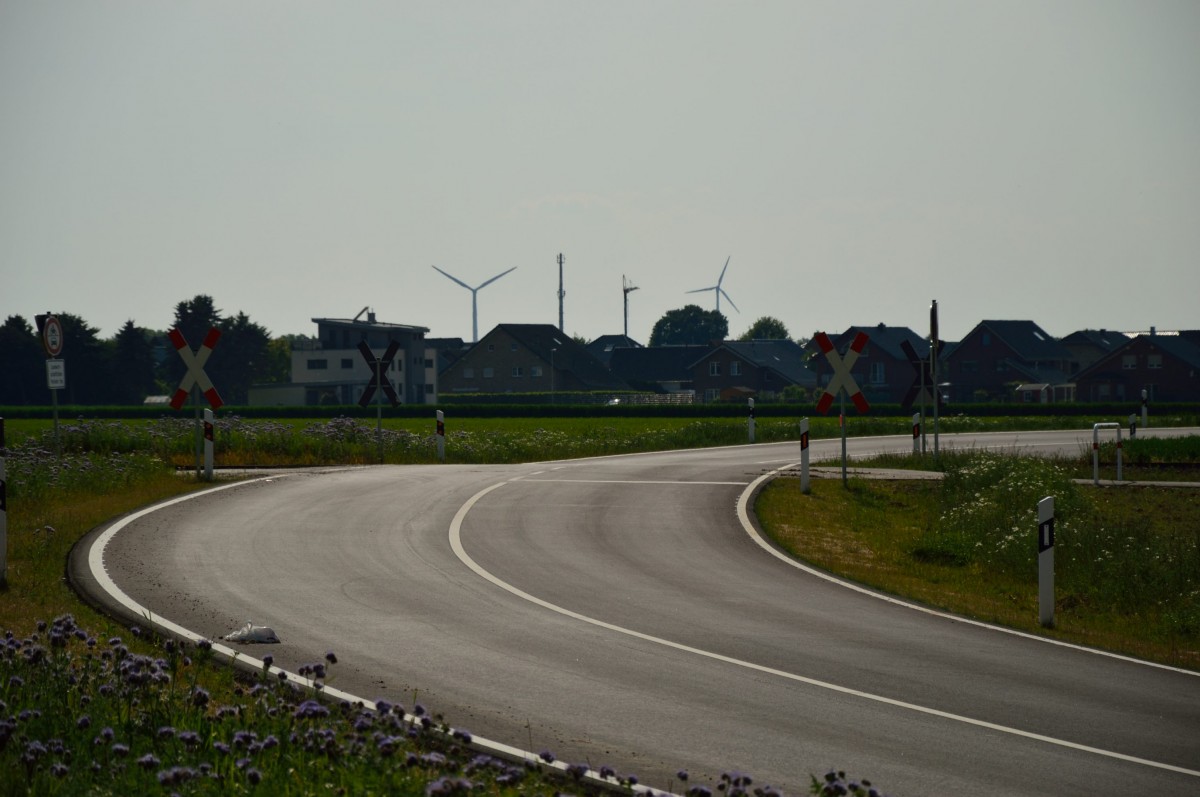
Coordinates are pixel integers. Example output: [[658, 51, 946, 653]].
[[814, 331, 870, 415], [357, 340, 400, 408], [169, 327, 224, 410], [899, 339, 942, 412]]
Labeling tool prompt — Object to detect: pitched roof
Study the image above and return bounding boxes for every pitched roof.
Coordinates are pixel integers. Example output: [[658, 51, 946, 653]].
[[975, 320, 1071, 361], [586, 334, 643, 367], [609, 345, 709, 383], [694, 339, 817, 386], [492, 324, 630, 390], [1060, 329, 1130, 352], [844, 324, 929, 360]]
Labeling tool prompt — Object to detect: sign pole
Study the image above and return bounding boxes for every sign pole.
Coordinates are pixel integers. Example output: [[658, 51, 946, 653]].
[[840, 392, 848, 488], [1, 417, 7, 589], [193, 384, 202, 478], [376, 359, 384, 464], [748, 398, 756, 443], [1038, 496, 1055, 628], [799, 417, 810, 495], [931, 300, 940, 459], [50, 363, 61, 459]]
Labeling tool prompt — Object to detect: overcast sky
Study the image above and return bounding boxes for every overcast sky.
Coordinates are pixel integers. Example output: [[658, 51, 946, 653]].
[[2, 1, 1197, 346]]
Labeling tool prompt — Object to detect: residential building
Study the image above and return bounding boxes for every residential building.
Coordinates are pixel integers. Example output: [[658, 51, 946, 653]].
[[944, 320, 1073, 403], [438, 324, 630, 395], [1074, 331, 1200, 402], [609, 345, 708, 395], [809, 325, 932, 406], [249, 311, 436, 406], [689, 339, 816, 403], [586, 334, 642, 368], [1060, 329, 1130, 376]]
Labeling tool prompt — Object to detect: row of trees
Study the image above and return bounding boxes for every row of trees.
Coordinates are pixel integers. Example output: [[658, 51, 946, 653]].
[[0, 296, 289, 406], [648, 305, 798, 347]]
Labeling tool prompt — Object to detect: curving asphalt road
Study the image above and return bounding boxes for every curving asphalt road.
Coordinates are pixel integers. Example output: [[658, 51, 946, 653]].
[[71, 428, 1200, 796]]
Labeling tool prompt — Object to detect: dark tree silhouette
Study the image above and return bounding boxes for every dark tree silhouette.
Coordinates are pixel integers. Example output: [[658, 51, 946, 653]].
[[648, 305, 728, 347]]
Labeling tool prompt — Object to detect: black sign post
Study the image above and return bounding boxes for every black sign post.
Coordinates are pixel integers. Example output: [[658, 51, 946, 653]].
[[358, 341, 400, 464]]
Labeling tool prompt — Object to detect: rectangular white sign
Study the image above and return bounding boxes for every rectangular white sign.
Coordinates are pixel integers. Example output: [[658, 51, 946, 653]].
[[46, 359, 66, 390]]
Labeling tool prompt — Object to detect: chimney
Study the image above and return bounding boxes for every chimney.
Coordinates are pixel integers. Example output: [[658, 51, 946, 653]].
[[368, 311, 376, 323], [1150, 326, 1156, 336]]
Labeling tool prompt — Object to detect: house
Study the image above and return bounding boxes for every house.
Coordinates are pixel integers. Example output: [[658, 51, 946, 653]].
[[1059, 329, 1130, 376], [586, 334, 642, 368], [808, 324, 932, 406], [943, 320, 1074, 403], [689, 339, 816, 403], [609, 345, 709, 395], [249, 311, 437, 406], [1073, 331, 1200, 403], [438, 324, 630, 395]]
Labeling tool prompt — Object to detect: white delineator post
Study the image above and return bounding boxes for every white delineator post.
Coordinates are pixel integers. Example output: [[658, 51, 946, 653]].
[[1038, 496, 1055, 628], [436, 410, 446, 462], [800, 417, 811, 495], [912, 413, 920, 454], [1, 417, 7, 589], [1092, 423, 1124, 485], [203, 409, 214, 482], [748, 398, 756, 443]]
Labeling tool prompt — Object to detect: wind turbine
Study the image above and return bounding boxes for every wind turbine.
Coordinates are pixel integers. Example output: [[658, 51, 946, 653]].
[[431, 265, 517, 343], [686, 256, 739, 314], [622, 275, 639, 339]]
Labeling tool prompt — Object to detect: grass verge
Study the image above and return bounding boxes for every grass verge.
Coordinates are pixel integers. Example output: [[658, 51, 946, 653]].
[[756, 451, 1200, 670]]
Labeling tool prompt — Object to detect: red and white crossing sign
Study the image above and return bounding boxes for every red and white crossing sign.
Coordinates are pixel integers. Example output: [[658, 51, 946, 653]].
[[169, 327, 224, 410], [814, 331, 870, 415]]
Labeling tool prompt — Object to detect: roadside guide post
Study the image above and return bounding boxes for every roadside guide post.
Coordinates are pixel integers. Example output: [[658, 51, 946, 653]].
[[436, 410, 446, 462], [799, 417, 811, 495], [1038, 496, 1055, 628], [1129, 414, 1137, 439], [748, 398, 756, 444], [912, 413, 921, 455], [1141, 389, 1149, 429], [203, 409, 215, 481]]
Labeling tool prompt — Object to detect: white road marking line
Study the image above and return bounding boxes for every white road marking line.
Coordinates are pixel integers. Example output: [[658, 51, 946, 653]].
[[521, 478, 749, 486], [449, 477, 1200, 778]]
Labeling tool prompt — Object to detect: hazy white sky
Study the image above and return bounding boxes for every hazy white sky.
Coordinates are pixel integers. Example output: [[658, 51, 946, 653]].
[[2, 1, 1197, 345]]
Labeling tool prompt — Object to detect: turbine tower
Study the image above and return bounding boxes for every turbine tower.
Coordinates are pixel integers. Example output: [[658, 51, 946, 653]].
[[686, 256, 739, 314], [622, 275, 639, 339], [431, 265, 517, 343]]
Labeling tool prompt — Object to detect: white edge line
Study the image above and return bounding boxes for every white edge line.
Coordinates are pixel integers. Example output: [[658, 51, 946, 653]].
[[736, 464, 1200, 678], [449, 477, 1200, 778], [84, 475, 659, 796]]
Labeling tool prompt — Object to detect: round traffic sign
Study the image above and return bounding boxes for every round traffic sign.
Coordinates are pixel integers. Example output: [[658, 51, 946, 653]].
[[43, 316, 64, 357]]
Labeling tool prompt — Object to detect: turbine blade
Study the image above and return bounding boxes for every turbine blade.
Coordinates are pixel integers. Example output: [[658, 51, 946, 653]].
[[432, 265, 472, 291], [686, 286, 716, 294], [718, 256, 731, 285], [476, 266, 517, 290]]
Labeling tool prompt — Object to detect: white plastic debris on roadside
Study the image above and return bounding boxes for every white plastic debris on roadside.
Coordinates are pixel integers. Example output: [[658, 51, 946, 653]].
[[222, 621, 280, 644]]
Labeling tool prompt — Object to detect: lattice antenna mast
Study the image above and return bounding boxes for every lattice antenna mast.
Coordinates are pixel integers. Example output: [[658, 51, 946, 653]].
[[557, 253, 566, 332]]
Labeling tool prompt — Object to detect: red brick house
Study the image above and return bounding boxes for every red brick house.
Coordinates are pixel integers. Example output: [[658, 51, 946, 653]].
[[808, 324, 932, 406], [689, 339, 816, 403], [1073, 331, 1200, 402], [944, 320, 1073, 403]]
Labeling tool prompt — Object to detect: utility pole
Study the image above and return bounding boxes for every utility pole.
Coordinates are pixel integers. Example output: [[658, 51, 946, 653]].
[[557, 253, 565, 332]]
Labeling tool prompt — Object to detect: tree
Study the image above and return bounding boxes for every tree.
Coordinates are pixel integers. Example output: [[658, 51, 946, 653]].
[[738, 316, 790, 341], [211, 311, 273, 405], [0, 315, 45, 404], [648, 305, 729, 347], [56, 313, 110, 404], [164, 295, 223, 388], [109, 320, 159, 404]]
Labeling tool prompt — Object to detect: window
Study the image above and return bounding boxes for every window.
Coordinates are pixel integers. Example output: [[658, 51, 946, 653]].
[[709, 362, 721, 376], [341, 358, 353, 369], [487, 344, 495, 352], [704, 388, 720, 402], [1122, 355, 1137, 370], [463, 367, 474, 379], [1148, 354, 1163, 370], [982, 333, 991, 346], [307, 359, 328, 370], [730, 361, 742, 377], [425, 359, 434, 368], [510, 343, 518, 351], [425, 384, 435, 395], [511, 367, 524, 377], [483, 367, 494, 378], [870, 362, 885, 384], [531, 366, 543, 377]]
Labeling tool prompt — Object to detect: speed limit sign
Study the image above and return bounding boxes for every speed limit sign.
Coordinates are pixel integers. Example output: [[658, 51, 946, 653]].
[[41, 315, 64, 358]]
